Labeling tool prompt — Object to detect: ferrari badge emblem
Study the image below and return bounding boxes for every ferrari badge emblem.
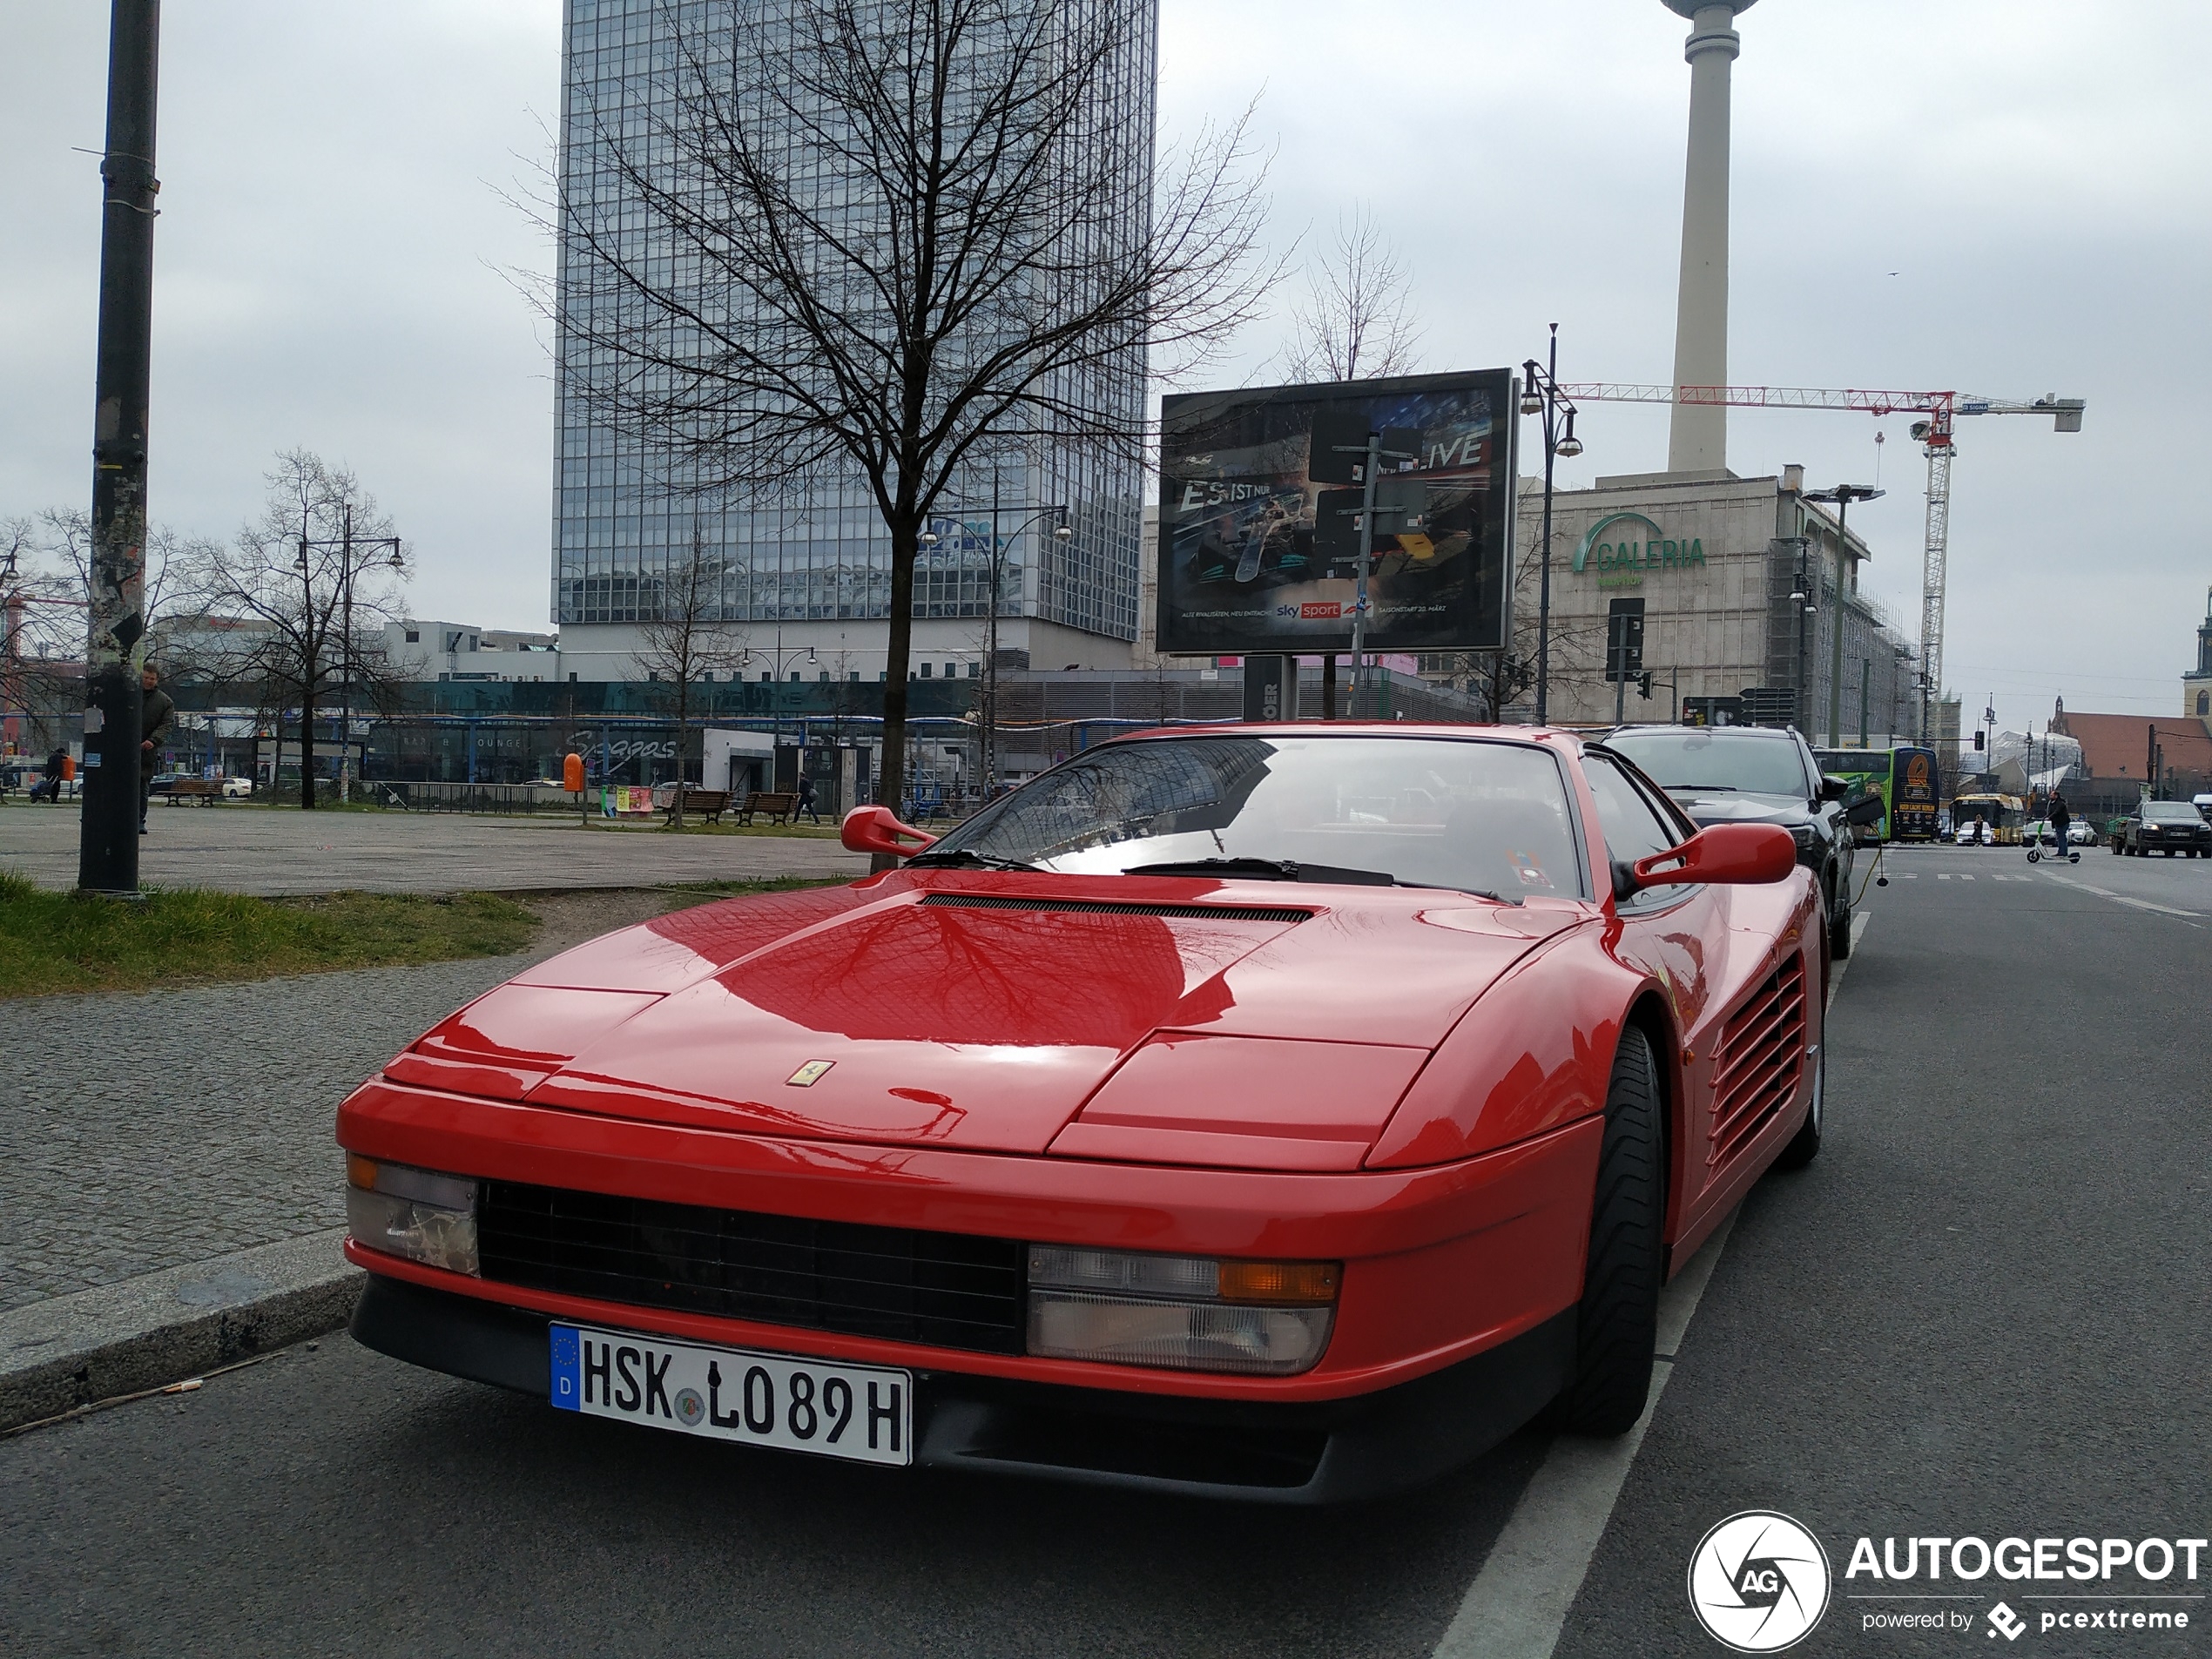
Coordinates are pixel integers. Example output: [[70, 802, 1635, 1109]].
[[786, 1060, 835, 1088]]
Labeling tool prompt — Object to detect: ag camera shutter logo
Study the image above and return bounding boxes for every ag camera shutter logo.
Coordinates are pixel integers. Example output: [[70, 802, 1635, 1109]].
[[1688, 1511, 1832, 1652]]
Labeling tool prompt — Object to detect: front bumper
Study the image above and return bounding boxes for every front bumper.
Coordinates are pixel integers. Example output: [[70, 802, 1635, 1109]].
[[352, 1272, 1575, 1504]]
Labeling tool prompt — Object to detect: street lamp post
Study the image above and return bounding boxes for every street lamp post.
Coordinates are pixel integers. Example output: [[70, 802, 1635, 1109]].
[[298, 505, 402, 805], [1802, 484, 1884, 745], [1521, 324, 1583, 725], [922, 492, 1068, 805]]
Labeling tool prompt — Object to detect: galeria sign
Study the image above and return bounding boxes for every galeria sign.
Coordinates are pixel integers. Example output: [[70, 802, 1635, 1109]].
[[1574, 512, 1707, 575]]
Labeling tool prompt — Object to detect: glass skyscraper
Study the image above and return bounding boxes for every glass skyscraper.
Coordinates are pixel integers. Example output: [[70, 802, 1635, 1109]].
[[550, 0, 1156, 679]]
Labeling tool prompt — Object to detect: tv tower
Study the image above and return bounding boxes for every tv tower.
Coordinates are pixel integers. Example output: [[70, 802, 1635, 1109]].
[[1662, 1, 1756, 475]]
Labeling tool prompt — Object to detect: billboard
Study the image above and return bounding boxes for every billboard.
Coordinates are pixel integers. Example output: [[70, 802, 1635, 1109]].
[[1156, 369, 1515, 657]]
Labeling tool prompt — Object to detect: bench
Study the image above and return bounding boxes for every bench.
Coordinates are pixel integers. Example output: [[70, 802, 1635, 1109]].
[[662, 787, 731, 825], [162, 778, 223, 805], [736, 790, 799, 826]]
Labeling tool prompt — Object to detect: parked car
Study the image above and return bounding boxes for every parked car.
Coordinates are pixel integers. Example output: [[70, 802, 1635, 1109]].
[[221, 776, 254, 799], [1601, 724, 1876, 960], [2113, 800, 2212, 858], [338, 725, 1820, 1503]]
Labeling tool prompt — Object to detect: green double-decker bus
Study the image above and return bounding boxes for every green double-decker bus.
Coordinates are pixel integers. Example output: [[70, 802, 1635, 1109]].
[[1812, 745, 1940, 842]]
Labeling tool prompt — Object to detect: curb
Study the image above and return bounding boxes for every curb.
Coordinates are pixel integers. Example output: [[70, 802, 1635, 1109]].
[[0, 1228, 361, 1433]]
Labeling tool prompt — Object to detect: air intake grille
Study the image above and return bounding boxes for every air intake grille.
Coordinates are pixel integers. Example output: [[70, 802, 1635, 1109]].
[[921, 893, 1310, 923], [477, 1182, 1026, 1355], [1708, 955, 1808, 1168]]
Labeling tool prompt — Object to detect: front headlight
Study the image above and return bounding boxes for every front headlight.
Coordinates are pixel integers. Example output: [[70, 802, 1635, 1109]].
[[1025, 1246, 1339, 1375], [1790, 825, 1817, 851], [346, 1154, 479, 1275]]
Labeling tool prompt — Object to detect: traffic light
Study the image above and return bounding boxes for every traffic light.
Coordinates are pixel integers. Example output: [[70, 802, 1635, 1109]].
[[1973, 730, 1986, 752], [1636, 671, 1654, 700]]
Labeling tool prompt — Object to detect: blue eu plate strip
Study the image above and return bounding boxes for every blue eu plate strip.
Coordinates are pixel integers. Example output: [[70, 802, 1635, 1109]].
[[549, 1323, 580, 1412]]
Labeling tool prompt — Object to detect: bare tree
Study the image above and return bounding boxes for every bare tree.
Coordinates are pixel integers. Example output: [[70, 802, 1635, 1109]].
[[545, 0, 1279, 825], [1280, 206, 1424, 383], [631, 526, 748, 827], [176, 451, 407, 807]]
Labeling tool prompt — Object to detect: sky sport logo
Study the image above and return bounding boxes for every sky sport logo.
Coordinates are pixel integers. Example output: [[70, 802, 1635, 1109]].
[[1689, 1512, 1833, 1652]]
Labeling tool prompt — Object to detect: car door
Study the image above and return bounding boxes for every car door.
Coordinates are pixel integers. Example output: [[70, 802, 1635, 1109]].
[[1581, 751, 1741, 1225]]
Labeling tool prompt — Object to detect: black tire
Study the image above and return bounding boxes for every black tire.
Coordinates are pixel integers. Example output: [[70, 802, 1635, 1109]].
[[1827, 886, 1852, 960], [1555, 1025, 1664, 1437], [1775, 1039, 1824, 1170]]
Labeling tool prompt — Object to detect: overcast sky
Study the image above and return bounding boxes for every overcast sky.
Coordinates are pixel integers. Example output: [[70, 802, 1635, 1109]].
[[4, 1, 2207, 720]]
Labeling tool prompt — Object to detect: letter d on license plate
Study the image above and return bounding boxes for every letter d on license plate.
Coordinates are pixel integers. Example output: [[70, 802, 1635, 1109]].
[[549, 1323, 912, 1467]]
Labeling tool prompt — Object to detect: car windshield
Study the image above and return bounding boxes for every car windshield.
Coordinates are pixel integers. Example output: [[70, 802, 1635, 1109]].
[[1604, 731, 1811, 798], [927, 736, 1588, 898], [2142, 803, 2200, 822]]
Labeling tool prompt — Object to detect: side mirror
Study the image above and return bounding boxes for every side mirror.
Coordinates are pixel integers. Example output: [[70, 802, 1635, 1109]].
[[1625, 824, 1797, 894], [1844, 793, 1886, 826], [1818, 774, 1851, 801], [840, 804, 938, 859]]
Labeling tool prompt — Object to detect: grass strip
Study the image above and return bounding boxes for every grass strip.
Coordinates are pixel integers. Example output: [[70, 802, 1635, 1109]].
[[0, 872, 540, 999]]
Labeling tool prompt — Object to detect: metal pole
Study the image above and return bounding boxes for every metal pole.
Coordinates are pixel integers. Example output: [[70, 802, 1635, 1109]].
[[1534, 327, 1558, 725], [987, 469, 1000, 799], [78, 0, 161, 894], [339, 502, 353, 804], [1828, 496, 1850, 745], [1350, 432, 1380, 718]]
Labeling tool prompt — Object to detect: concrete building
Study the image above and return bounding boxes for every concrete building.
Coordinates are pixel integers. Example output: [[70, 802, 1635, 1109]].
[[1500, 467, 1917, 738], [383, 619, 560, 683], [2185, 587, 2212, 719], [549, 0, 1153, 685]]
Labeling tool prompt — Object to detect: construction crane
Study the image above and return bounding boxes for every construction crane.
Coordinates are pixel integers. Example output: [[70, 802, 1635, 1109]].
[[1554, 383, 2086, 737]]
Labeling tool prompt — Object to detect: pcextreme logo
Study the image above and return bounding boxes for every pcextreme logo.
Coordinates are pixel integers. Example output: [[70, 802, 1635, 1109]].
[[1688, 1511, 1832, 1652]]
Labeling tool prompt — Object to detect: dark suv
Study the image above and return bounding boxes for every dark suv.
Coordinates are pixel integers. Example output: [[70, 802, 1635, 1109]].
[[1601, 724, 1880, 960], [2114, 800, 2212, 858]]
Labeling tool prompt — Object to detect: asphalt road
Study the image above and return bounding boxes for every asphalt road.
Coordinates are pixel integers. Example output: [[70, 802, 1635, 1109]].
[[3, 841, 2205, 1657]]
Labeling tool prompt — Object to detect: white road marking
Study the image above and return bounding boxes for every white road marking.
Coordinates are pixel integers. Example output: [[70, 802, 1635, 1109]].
[[1429, 912, 1867, 1659], [1432, 1216, 1737, 1659], [2039, 870, 2203, 920]]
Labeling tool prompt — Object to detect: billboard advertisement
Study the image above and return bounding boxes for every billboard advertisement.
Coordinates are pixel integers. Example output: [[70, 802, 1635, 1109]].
[[1156, 369, 1515, 656]]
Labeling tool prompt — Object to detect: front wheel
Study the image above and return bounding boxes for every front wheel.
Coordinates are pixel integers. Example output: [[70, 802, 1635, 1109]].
[[1827, 889, 1853, 959], [1554, 1026, 1663, 1437]]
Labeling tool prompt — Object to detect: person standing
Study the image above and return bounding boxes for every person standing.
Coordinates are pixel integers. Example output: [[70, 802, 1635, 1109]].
[[2048, 789, 2074, 860], [138, 662, 174, 833]]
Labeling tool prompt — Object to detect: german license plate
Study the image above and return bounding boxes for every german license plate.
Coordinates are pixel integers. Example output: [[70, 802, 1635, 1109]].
[[549, 1323, 912, 1466]]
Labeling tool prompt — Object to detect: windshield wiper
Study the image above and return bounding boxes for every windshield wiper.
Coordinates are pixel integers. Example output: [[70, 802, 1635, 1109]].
[[1124, 856, 1399, 887], [905, 847, 1042, 872], [1669, 783, 1738, 792]]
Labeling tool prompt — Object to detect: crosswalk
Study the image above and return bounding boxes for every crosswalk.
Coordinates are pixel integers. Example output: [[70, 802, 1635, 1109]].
[[1890, 872, 2034, 882]]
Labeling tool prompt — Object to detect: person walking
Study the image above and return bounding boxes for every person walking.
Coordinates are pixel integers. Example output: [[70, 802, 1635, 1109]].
[[138, 662, 174, 833], [2048, 789, 2075, 862], [32, 745, 68, 802], [796, 772, 820, 825]]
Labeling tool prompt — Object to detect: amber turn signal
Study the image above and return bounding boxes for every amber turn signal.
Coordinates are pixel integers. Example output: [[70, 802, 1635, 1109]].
[[347, 1152, 380, 1191], [1217, 1260, 1340, 1305]]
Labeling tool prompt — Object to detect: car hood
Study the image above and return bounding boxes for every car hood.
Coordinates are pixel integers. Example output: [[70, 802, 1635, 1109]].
[[1665, 790, 1815, 828], [386, 872, 1582, 1164]]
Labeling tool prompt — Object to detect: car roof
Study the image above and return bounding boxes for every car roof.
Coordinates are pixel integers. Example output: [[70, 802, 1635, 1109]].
[[1597, 724, 1802, 742]]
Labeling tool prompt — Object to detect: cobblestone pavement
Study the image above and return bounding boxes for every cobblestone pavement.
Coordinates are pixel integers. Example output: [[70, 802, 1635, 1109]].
[[0, 891, 753, 1314], [0, 804, 865, 895]]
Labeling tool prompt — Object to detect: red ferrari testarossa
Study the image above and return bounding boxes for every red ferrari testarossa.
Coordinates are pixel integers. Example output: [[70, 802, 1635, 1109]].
[[339, 725, 1821, 1501]]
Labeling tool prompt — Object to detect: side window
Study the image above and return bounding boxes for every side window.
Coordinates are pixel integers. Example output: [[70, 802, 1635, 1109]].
[[1584, 754, 1689, 905]]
